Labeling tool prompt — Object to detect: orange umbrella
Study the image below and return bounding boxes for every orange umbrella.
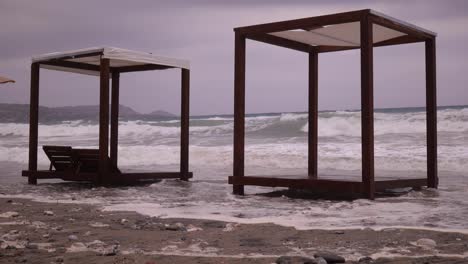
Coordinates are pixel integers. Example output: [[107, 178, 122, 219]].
[[0, 76, 15, 84]]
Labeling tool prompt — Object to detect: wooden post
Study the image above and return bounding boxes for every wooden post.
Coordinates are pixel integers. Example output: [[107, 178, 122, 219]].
[[110, 71, 120, 169], [426, 38, 438, 188], [180, 69, 190, 181], [233, 32, 246, 195], [28, 63, 40, 185], [308, 50, 318, 179], [99, 58, 110, 184], [360, 14, 375, 199]]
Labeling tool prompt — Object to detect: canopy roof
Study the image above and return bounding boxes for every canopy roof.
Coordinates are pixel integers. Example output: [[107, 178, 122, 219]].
[[32, 47, 190, 76], [235, 9, 436, 53], [0, 76, 15, 84]]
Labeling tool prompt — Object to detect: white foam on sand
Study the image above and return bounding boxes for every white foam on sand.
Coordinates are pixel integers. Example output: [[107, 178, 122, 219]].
[[370, 246, 468, 260], [0, 194, 102, 205], [102, 201, 468, 234]]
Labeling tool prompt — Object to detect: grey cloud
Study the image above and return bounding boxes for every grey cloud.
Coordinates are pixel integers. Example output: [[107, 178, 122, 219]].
[[0, 0, 467, 115]]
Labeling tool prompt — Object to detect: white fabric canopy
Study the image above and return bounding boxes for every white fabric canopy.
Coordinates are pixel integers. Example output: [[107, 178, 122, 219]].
[[270, 22, 407, 47], [33, 47, 190, 76]]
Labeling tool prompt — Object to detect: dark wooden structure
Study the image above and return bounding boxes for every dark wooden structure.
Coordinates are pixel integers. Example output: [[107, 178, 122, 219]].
[[228, 9, 438, 199], [22, 47, 192, 185]]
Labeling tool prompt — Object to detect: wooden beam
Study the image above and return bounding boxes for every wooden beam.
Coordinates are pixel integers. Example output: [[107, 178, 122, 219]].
[[318, 46, 358, 53], [233, 32, 246, 195], [374, 35, 423, 47], [308, 50, 318, 179], [28, 63, 40, 185], [228, 176, 363, 193], [426, 38, 438, 188], [360, 14, 375, 199], [375, 178, 427, 191], [40, 60, 100, 72], [114, 64, 172, 73], [120, 172, 193, 180], [318, 35, 423, 54], [22, 170, 96, 181], [22, 170, 193, 182], [370, 13, 434, 40], [110, 71, 120, 169], [247, 34, 311, 53], [99, 58, 110, 185], [235, 9, 366, 36], [180, 69, 190, 181]]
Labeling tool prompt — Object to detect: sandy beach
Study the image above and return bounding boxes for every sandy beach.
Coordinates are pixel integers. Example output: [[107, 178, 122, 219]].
[[1, 197, 467, 264]]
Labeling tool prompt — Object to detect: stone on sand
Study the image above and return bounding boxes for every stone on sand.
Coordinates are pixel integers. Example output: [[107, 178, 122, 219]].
[[89, 222, 109, 228], [0, 211, 19, 218], [43, 211, 54, 216], [276, 256, 317, 264], [358, 256, 373, 263], [412, 238, 437, 249], [315, 257, 327, 264], [86, 240, 119, 256], [314, 252, 345, 263], [165, 223, 186, 231]]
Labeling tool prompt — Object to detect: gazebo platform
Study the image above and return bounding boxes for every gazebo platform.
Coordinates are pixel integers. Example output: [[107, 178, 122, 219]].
[[22, 170, 193, 184], [229, 9, 438, 199], [229, 175, 427, 195], [23, 47, 192, 185]]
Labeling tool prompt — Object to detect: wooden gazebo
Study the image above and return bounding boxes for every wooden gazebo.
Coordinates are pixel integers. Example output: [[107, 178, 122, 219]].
[[228, 10, 438, 199], [22, 47, 192, 185]]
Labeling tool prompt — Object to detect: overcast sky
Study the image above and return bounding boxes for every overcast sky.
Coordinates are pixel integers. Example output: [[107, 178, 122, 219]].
[[0, 0, 467, 115]]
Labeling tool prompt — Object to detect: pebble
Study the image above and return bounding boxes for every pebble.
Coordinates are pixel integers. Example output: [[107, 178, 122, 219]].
[[56, 247, 67, 253], [55, 256, 64, 263], [315, 257, 327, 264], [0, 211, 19, 218], [120, 219, 129, 224], [25, 243, 39, 250], [42, 234, 50, 239], [86, 240, 119, 256], [413, 238, 437, 249], [358, 256, 373, 263], [84, 231, 92, 236], [314, 252, 345, 263], [89, 222, 110, 228], [165, 223, 186, 231], [275, 256, 317, 264], [43, 211, 54, 216], [68, 235, 78, 241], [334, 230, 345, 235]]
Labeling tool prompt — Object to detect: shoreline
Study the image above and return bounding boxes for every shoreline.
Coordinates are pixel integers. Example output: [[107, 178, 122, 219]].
[[3, 191, 468, 236], [1, 197, 467, 263]]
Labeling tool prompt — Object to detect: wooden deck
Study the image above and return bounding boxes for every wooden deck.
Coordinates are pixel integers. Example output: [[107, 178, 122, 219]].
[[228, 175, 427, 195], [22, 170, 193, 185]]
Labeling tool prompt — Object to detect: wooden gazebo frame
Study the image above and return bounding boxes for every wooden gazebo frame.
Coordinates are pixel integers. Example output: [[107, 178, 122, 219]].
[[22, 47, 192, 185], [228, 9, 438, 199]]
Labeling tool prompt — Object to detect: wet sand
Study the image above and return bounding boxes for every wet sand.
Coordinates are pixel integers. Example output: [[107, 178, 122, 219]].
[[1, 198, 467, 264]]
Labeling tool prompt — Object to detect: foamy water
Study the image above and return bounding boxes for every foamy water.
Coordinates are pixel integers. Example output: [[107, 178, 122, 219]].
[[0, 106, 467, 231]]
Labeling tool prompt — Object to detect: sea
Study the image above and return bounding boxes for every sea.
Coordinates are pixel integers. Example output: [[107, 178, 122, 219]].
[[0, 105, 467, 232]]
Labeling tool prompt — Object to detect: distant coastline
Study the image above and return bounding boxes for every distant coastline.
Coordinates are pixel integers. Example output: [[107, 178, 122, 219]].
[[0, 103, 466, 124], [0, 103, 176, 123]]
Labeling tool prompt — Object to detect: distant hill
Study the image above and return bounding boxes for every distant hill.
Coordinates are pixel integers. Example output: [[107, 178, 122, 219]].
[[0, 104, 177, 123], [147, 110, 176, 118]]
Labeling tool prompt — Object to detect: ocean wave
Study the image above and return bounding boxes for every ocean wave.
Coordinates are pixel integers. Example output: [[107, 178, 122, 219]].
[[1, 108, 467, 139], [2, 142, 467, 174]]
